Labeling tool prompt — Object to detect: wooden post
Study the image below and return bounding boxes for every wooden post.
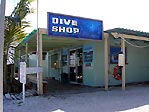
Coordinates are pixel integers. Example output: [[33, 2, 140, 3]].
[[37, 29, 43, 95], [104, 35, 109, 90], [36, 0, 43, 95], [25, 43, 28, 66], [121, 37, 126, 90]]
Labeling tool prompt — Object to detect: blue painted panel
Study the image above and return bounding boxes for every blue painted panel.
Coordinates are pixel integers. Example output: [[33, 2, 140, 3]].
[[83, 45, 93, 67], [47, 12, 103, 40]]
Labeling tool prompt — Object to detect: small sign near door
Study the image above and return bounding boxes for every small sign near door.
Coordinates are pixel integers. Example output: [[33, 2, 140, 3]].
[[83, 45, 93, 67]]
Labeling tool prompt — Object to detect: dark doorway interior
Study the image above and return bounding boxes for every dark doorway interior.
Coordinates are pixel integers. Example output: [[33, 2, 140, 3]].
[[69, 48, 83, 83]]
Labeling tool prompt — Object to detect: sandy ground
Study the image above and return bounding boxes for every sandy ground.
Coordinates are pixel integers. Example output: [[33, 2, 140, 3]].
[[4, 84, 149, 112]]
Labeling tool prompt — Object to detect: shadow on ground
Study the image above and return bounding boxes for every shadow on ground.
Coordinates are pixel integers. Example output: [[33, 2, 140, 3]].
[[44, 78, 104, 96], [44, 78, 149, 96]]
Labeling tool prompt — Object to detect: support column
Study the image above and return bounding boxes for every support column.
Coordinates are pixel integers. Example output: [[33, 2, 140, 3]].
[[0, 0, 6, 111], [104, 35, 109, 90], [18, 49, 21, 62], [18, 49, 21, 78], [37, 29, 43, 95], [121, 37, 126, 90], [36, 0, 43, 95], [25, 43, 28, 66]]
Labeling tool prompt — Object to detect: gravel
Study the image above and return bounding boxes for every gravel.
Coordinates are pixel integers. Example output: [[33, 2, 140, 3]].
[[4, 85, 149, 112]]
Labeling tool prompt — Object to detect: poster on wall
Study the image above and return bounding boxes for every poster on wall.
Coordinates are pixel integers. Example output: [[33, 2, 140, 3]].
[[110, 46, 127, 64], [83, 45, 93, 67], [61, 49, 68, 66]]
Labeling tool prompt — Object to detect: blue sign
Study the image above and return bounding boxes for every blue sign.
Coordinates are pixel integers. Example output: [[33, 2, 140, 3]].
[[110, 46, 127, 64], [47, 12, 103, 40], [83, 45, 93, 67]]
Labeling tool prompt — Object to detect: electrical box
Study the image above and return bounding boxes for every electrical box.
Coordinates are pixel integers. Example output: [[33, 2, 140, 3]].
[[118, 53, 124, 66]]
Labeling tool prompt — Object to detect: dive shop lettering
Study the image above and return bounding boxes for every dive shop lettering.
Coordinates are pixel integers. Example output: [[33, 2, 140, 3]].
[[52, 17, 80, 34]]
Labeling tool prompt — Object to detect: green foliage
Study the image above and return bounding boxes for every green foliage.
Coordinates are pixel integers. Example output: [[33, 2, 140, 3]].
[[3, 0, 35, 88], [4, 0, 34, 54]]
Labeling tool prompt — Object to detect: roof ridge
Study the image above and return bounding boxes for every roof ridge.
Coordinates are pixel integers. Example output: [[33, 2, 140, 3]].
[[105, 28, 149, 37]]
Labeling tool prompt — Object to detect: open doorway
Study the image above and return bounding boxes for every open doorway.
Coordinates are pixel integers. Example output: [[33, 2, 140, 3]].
[[69, 48, 83, 84]]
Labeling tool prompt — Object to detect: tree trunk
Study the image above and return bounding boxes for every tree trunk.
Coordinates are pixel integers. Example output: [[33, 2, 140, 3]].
[[3, 45, 10, 94], [3, 53, 9, 94]]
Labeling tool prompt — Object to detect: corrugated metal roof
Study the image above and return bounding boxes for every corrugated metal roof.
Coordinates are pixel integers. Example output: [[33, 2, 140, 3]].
[[105, 28, 149, 37]]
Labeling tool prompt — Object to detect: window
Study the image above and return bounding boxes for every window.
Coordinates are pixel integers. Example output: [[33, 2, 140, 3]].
[[51, 53, 59, 68], [110, 46, 127, 64]]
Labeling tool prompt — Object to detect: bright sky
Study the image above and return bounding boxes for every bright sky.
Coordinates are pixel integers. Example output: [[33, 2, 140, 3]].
[[6, 0, 149, 33]]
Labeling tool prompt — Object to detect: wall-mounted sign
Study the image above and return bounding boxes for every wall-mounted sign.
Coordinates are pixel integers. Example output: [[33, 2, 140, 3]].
[[110, 46, 127, 64], [20, 62, 26, 84], [47, 12, 103, 40], [62, 49, 68, 66], [83, 45, 93, 67]]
